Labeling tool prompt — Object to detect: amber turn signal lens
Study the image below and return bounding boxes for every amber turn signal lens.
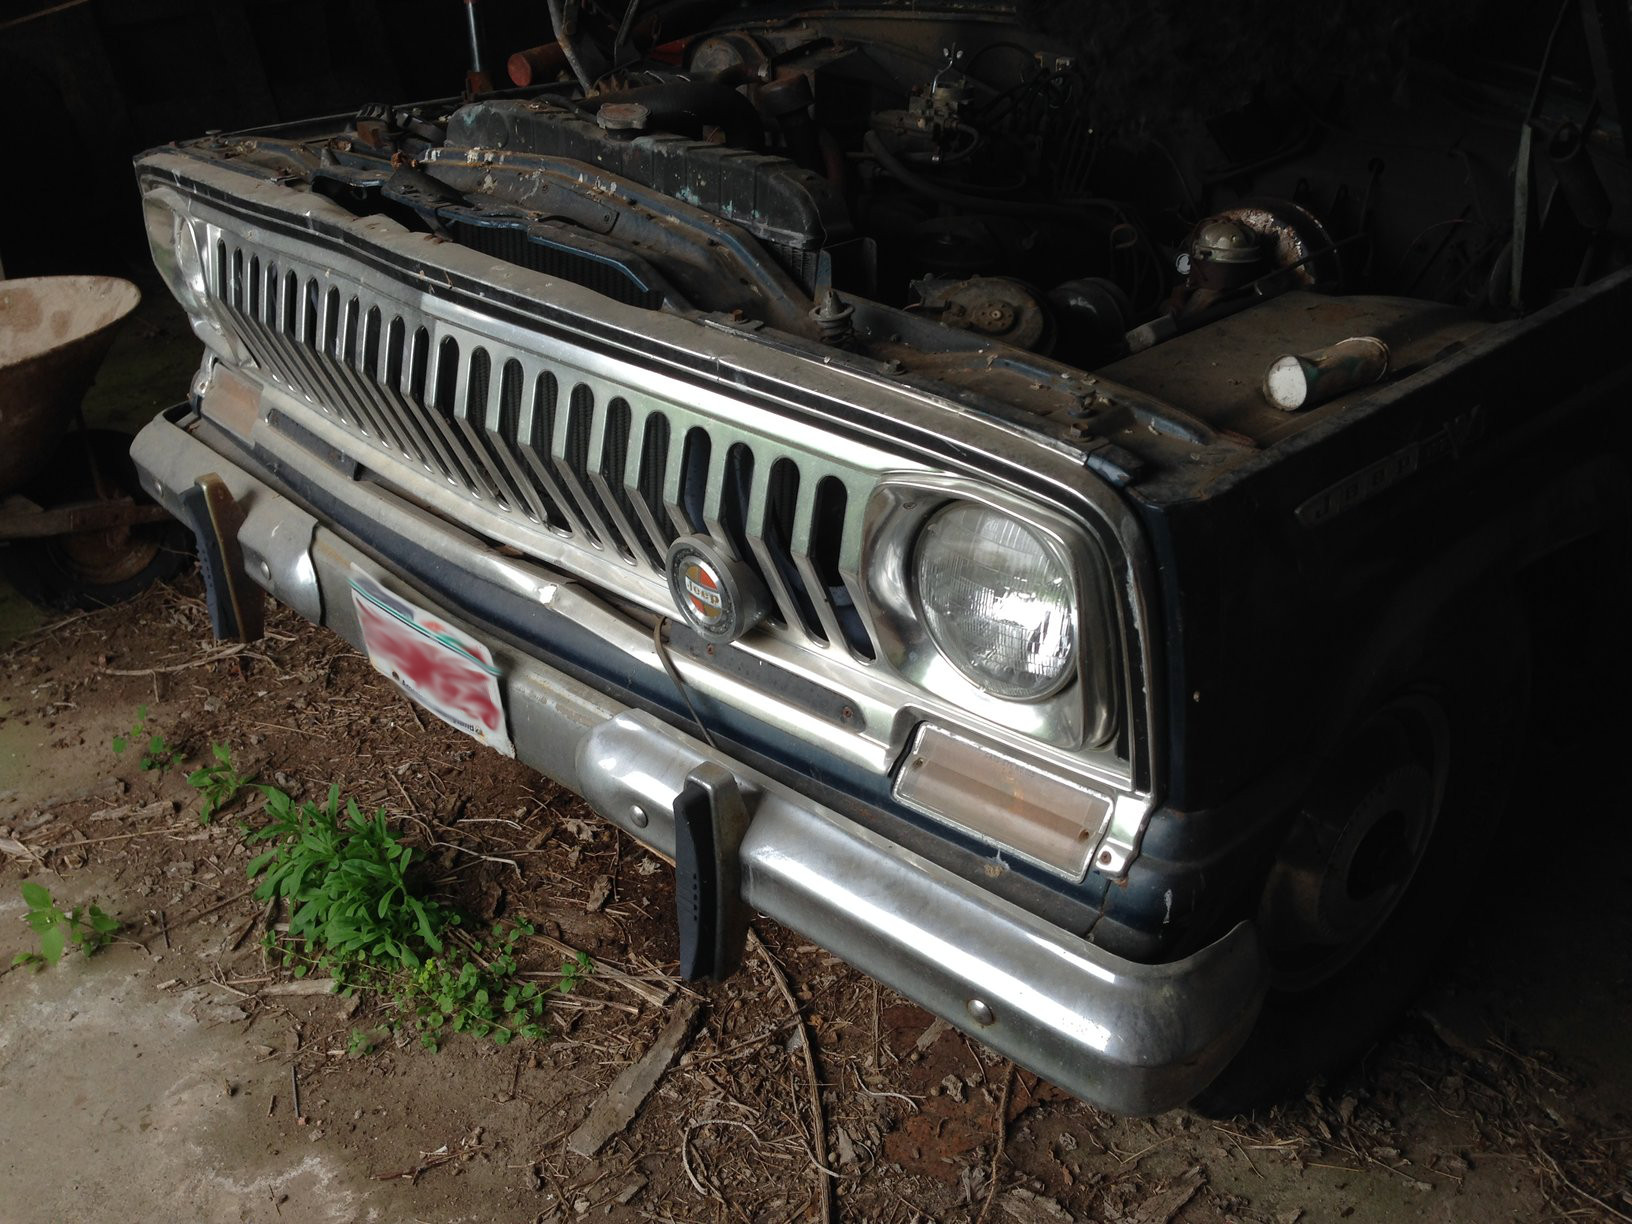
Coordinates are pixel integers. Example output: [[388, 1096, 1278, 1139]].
[[893, 724, 1114, 880]]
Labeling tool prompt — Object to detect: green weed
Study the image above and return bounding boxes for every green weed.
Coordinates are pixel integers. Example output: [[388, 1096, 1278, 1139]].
[[11, 882, 119, 970], [247, 783, 450, 971], [187, 743, 254, 823], [558, 947, 593, 995], [244, 781, 585, 1049], [111, 705, 179, 773], [405, 921, 553, 1049]]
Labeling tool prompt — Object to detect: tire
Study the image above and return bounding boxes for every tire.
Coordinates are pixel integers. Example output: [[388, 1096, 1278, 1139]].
[[1190, 602, 1530, 1117], [0, 429, 192, 611]]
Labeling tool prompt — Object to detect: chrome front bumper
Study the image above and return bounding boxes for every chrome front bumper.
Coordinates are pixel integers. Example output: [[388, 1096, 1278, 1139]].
[[132, 409, 1266, 1115]]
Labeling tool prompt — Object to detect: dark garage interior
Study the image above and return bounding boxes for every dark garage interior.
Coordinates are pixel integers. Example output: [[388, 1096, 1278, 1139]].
[[2, 2, 1630, 1220]]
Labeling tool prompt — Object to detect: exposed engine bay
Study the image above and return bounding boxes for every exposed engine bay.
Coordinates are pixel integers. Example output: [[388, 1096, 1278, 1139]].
[[189, 2, 1630, 420]]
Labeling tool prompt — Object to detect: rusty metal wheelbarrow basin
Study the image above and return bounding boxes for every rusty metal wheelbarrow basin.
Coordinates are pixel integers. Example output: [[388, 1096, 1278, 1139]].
[[0, 275, 142, 497]]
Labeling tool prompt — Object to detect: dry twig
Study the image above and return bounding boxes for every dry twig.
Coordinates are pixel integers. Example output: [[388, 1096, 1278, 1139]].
[[527, 931, 676, 1007], [39, 823, 195, 851], [749, 927, 833, 1224], [103, 643, 259, 675], [975, 1060, 1015, 1224]]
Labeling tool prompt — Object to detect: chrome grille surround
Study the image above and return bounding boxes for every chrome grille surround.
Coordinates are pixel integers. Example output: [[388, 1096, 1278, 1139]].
[[140, 152, 1161, 878], [208, 230, 903, 665]]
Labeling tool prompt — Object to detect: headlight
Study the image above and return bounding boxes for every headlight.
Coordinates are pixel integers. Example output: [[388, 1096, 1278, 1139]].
[[143, 193, 244, 364], [143, 198, 207, 315], [915, 503, 1076, 701]]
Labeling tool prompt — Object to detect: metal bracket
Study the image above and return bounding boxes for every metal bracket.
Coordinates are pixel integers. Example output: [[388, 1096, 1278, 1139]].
[[1092, 792, 1156, 879]]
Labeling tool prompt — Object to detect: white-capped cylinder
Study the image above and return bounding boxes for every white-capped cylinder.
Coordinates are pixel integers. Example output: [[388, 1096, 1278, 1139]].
[[1263, 336, 1390, 412]]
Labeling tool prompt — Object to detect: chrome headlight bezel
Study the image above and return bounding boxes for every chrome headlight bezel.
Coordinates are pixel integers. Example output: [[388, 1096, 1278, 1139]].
[[141, 189, 248, 366], [861, 476, 1119, 750], [143, 196, 208, 314]]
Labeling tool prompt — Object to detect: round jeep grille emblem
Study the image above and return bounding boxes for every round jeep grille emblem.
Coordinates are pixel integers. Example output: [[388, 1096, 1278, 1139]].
[[680, 558, 726, 623], [666, 535, 769, 643]]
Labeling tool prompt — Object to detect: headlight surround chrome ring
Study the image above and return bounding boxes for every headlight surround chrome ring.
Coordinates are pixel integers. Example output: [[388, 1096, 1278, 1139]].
[[858, 476, 1119, 751], [141, 188, 250, 367]]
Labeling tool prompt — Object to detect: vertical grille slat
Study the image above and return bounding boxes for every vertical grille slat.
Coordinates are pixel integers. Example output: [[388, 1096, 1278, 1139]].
[[789, 476, 851, 653], [228, 302, 278, 376], [587, 397, 648, 567], [408, 330, 478, 486], [354, 307, 409, 455], [313, 287, 357, 428], [321, 288, 341, 359], [300, 278, 320, 346], [348, 306, 413, 454], [287, 300, 342, 418], [622, 407, 676, 566], [400, 325, 465, 481], [281, 271, 298, 337], [264, 330, 308, 399], [254, 263, 302, 390], [747, 456, 802, 633], [280, 319, 327, 405], [374, 317, 432, 472], [713, 445, 786, 628], [512, 370, 579, 534], [264, 262, 279, 327], [448, 345, 519, 513], [427, 335, 494, 498], [550, 384, 622, 553], [665, 428, 711, 539], [334, 296, 393, 444], [478, 358, 550, 524]]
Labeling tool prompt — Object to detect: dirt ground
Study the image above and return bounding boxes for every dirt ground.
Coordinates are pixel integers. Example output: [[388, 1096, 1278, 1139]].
[[1, 288, 1630, 1223]]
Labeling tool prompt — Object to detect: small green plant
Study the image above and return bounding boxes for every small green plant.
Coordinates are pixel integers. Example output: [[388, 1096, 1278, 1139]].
[[247, 784, 450, 971], [112, 705, 179, 773], [405, 921, 590, 1050], [245, 781, 584, 1050], [558, 948, 593, 995], [187, 743, 254, 823], [11, 882, 119, 970]]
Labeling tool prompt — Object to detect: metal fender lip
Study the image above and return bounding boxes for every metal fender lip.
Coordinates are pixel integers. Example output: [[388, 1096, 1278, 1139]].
[[132, 408, 1266, 1116]]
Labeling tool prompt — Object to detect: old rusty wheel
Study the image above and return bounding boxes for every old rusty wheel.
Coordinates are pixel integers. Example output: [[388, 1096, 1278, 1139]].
[[1, 429, 190, 610], [1190, 599, 1530, 1117]]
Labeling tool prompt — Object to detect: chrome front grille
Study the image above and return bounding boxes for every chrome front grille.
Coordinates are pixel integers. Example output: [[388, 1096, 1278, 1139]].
[[209, 234, 885, 661]]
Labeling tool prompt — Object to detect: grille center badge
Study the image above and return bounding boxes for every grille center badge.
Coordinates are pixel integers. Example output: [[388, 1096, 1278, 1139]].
[[682, 559, 725, 621], [666, 535, 769, 643]]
